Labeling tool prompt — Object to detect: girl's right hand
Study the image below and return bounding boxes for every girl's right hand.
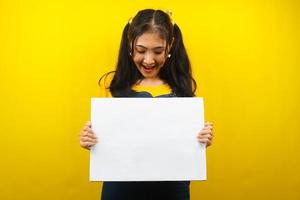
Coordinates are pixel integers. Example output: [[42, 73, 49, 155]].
[[80, 121, 98, 150]]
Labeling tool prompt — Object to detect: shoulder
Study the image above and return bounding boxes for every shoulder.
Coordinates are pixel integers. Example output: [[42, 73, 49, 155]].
[[99, 71, 115, 88], [192, 79, 200, 97], [98, 71, 115, 97]]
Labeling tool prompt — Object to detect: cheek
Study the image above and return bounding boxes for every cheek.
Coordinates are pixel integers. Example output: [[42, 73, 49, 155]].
[[157, 56, 167, 65], [132, 55, 143, 65]]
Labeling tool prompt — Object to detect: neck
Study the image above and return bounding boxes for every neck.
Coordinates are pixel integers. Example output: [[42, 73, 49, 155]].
[[136, 78, 165, 86]]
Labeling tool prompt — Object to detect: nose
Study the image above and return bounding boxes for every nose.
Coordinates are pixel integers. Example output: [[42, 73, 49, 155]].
[[143, 53, 155, 66]]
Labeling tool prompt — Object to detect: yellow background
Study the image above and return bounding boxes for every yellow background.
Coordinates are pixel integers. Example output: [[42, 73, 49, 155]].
[[0, 0, 299, 199]]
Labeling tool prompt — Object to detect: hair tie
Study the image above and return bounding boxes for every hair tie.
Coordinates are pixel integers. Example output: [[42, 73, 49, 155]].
[[128, 17, 133, 25], [166, 9, 175, 25]]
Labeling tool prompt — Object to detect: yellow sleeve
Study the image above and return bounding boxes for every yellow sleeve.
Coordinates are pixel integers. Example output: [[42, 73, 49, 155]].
[[193, 80, 201, 97], [195, 87, 200, 97], [98, 72, 114, 98]]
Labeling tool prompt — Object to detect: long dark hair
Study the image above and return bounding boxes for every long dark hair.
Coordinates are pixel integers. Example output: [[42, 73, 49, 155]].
[[99, 9, 197, 97]]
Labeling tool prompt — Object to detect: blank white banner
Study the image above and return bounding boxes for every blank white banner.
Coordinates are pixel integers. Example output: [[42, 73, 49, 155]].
[[90, 97, 206, 181]]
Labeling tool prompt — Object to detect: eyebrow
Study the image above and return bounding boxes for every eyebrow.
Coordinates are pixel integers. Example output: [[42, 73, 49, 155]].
[[135, 45, 166, 50]]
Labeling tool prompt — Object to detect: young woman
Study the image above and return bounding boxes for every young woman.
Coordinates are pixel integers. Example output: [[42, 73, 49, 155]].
[[80, 9, 213, 200]]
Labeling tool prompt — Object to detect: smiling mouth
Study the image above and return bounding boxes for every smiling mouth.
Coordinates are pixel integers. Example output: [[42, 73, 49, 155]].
[[142, 65, 156, 72]]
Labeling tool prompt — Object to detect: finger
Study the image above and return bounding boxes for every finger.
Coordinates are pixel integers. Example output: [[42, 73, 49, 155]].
[[80, 141, 95, 149], [80, 132, 97, 140], [80, 130, 90, 138], [198, 129, 212, 136], [80, 133, 97, 144], [198, 138, 209, 144], [198, 132, 213, 137], [86, 132, 97, 139], [80, 138, 97, 145], [81, 128, 97, 137], [87, 141, 97, 148], [86, 128, 96, 135], [85, 128, 96, 137], [197, 135, 213, 141], [197, 132, 213, 140], [201, 128, 210, 132], [80, 141, 89, 149], [81, 139, 97, 146], [200, 127, 214, 135], [198, 138, 212, 146]]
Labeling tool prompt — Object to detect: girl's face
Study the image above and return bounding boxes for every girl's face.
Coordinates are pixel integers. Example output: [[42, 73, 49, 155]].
[[132, 32, 168, 80]]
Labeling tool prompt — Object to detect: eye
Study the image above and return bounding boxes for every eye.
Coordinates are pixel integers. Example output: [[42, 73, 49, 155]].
[[137, 50, 145, 54], [154, 51, 163, 55]]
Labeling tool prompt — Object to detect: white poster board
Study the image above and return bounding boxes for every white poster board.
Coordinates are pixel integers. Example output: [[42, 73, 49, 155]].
[[90, 97, 206, 181]]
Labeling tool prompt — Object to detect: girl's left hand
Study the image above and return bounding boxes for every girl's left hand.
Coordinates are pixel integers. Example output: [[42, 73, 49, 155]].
[[197, 122, 214, 147]]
